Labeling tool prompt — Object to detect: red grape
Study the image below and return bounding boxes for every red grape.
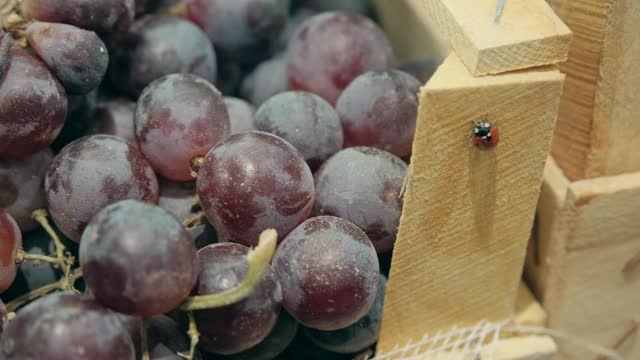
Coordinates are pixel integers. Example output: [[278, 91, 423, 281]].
[[0, 293, 135, 359], [135, 74, 230, 181], [241, 55, 289, 106], [193, 243, 282, 355], [157, 178, 217, 249], [254, 91, 343, 170], [286, 12, 394, 105], [110, 15, 217, 97], [0, 149, 53, 231], [26, 22, 109, 94], [45, 135, 159, 242], [88, 98, 137, 146], [0, 299, 6, 335], [0, 47, 67, 157], [197, 131, 314, 246], [272, 216, 379, 330], [399, 58, 440, 84], [21, 0, 134, 46], [336, 69, 420, 157], [314, 147, 407, 253], [184, 0, 289, 64], [80, 200, 199, 317], [0, 210, 21, 293], [224, 97, 256, 134], [304, 275, 387, 353]]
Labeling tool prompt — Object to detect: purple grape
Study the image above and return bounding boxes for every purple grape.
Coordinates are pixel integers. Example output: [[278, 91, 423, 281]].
[[214, 311, 299, 360], [88, 98, 137, 146], [254, 91, 343, 170], [110, 15, 217, 97], [314, 147, 407, 253], [21, 0, 134, 47], [185, 0, 289, 64], [336, 70, 420, 157], [398, 58, 440, 84], [0, 299, 6, 335], [304, 275, 387, 353], [272, 216, 379, 330], [45, 135, 159, 242], [196, 131, 314, 246], [224, 97, 256, 134], [0, 47, 67, 157], [0, 293, 135, 359], [80, 200, 199, 317], [287, 12, 394, 105], [0, 210, 21, 293], [135, 74, 230, 181], [241, 55, 288, 107], [157, 178, 217, 249], [193, 243, 282, 355], [0, 149, 53, 231], [26, 22, 108, 94]]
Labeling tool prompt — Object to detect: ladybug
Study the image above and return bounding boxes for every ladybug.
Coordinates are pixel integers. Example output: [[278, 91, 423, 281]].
[[473, 119, 500, 149]]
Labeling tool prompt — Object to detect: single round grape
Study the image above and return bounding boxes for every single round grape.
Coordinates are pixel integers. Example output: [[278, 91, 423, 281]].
[[89, 98, 137, 146], [136, 74, 230, 181], [286, 12, 394, 105], [45, 135, 159, 242], [224, 97, 256, 134], [398, 58, 440, 84], [0, 299, 6, 335], [304, 275, 387, 354], [336, 70, 420, 157], [185, 0, 289, 64], [27, 22, 108, 94], [272, 216, 379, 330], [197, 131, 314, 246], [314, 147, 407, 253], [0, 293, 135, 359], [0, 149, 53, 231], [194, 243, 282, 355], [21, 0, 134, 46], [0, 47, 67, 157], [110, 15, 217, 97], [254, 91, 343, 170], [0, 210, 21, 293], [213, 311, 299, 360], [50, 90, 99, 153], [80, 200, 199, 317], [0, 228, 61, 303], [241, 56, 289, 107], [158, 178, 216, 249]]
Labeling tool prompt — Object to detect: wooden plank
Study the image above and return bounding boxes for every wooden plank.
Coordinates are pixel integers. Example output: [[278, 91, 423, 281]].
[[515, 282, 547, 327], [373, 0, 450, 62], [549, 0, 640, 180], [377, 53, 565, 353], [540, 170, 640, 359], [418, 0, 572, 75]]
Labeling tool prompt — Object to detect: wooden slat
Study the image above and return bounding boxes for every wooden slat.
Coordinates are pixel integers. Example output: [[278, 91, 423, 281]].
[[377, 53, 565, 353], [417, 0, 572, 75]]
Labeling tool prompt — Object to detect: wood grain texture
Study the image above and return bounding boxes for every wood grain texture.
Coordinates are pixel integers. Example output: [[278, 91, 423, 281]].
[[529, 163, 640, 359], [377, 53, 565, 353], [373, 0, 450, 62], [418, 0, 572, 75], [549, 0, 640, 180]]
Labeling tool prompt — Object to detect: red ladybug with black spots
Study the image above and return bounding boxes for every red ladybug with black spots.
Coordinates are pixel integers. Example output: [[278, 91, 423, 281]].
[[473, 119, 500, 149]]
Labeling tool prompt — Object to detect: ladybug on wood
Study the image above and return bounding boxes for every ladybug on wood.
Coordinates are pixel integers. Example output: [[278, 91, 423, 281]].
[[472, 117, 500, 149]]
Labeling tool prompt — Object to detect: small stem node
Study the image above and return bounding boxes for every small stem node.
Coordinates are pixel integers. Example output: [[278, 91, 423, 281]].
[[178, 311, 200, 360], [141, 318, 150, 360], [190, 157, 205, 178]]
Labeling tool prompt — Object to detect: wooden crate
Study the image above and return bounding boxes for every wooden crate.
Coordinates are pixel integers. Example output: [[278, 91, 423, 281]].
[[371, 1, 571, 358], [526, 158, 640, 359]]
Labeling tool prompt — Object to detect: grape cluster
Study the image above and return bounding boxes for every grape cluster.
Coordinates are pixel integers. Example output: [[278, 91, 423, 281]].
[[0, 0, 441, 358]]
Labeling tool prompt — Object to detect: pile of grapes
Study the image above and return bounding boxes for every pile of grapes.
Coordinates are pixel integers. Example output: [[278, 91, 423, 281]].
[[0, 0, 439, 359]]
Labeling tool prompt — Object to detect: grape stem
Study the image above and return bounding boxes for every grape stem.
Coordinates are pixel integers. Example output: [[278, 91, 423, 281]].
[[179, 229, 278, 311], [4, 268, 83, 312], [189, 157, 205, 178], [178, 312, 200, 360], [182, 213, 206, 231], [141, 318, 150, 360]]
